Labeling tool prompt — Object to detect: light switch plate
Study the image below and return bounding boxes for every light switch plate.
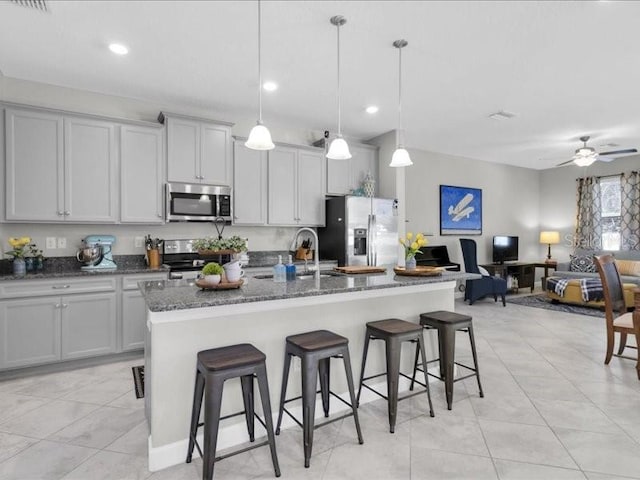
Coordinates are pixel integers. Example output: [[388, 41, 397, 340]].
[[134, 236, 144, 248], [57, 237, 67, 249], [46, 237, 57, 249]]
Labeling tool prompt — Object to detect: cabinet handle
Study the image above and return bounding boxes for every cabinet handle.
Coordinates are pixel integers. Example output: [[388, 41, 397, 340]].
[[62, 303, 68, 308], [64, 211, 70, 216], [55, 303, 61, 308], [52, 285, 71, 289], [57, 211, 64, 216]]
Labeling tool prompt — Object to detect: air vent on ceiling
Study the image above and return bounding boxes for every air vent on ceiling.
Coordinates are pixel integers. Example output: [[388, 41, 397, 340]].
[[10, 0, 47, 11], [488, 110, 516, 121], [599, 142, 619, 148]]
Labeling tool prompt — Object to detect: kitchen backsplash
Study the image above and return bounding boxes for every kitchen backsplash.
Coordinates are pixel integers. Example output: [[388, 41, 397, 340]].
[[0, 224, 303, 258]]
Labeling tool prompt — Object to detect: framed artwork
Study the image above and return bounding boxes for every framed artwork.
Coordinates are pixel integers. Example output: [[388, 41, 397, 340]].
[[439, 185, 482, 235]]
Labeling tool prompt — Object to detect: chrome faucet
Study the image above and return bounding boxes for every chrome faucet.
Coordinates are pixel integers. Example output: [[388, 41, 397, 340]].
[[290, 227, 320, 277]]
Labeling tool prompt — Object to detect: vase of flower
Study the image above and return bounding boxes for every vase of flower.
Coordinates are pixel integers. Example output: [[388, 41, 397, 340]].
[[13, 258, 26, 276], [399, 232, 428, 270], [405, 256, 417, 270]]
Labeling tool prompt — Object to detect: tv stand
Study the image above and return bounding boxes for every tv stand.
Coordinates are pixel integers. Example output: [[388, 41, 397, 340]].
[[480, 262, 535, 293]]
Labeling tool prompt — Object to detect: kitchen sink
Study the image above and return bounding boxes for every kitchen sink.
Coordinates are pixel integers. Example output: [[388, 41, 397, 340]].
[[253, 271, 343, 280]]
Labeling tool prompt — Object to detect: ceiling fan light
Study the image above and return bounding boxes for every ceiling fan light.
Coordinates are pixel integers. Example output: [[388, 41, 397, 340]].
[[573, 154, 596, 167], [245, 123, 275, 150], [327, 136, 352, 160], [389, 147, 413, 167]]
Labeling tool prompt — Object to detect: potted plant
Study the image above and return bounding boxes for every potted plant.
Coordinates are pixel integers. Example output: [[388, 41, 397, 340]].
[[399, 232, 428, 270], [201, 262, 224, 285], [194, 236, 248, 255]]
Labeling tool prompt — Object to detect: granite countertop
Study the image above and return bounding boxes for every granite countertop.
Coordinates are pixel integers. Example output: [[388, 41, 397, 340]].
[[0, 255, 168, 282], [140, 268, 477, 313]]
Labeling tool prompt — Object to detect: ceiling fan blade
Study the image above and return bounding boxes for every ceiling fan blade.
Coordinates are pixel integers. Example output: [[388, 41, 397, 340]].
[[599, 148, 637, 156], [555, 158, 575, 167]]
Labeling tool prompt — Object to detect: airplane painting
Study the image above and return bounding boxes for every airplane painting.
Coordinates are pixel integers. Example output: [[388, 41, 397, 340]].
[[440, 185, 482, 235]]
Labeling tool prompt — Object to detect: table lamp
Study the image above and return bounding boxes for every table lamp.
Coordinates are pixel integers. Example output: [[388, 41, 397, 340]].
[[539, 231, 560, 263]]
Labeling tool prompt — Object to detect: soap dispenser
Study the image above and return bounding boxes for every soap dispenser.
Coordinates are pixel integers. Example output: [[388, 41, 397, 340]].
[[273, 255, 286, 283], [286, 255, 296, 281]]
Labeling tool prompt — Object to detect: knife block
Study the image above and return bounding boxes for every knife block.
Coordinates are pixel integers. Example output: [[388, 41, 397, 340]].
[[295, 247, 314, 261]]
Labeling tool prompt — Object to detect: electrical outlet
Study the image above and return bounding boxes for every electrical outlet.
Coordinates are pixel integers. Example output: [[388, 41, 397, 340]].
[[134, 236, 144, 248], [46, 237, 57, 249], [57, 237, 67, 249]]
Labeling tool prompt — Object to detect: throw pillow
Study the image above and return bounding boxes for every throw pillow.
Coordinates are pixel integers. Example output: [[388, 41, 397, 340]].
[[570, 254, 597, 273], [615, 259, 640, 277]]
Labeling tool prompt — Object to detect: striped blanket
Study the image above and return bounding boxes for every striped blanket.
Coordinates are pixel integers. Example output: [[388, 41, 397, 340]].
[[546, 277, 604, 302]]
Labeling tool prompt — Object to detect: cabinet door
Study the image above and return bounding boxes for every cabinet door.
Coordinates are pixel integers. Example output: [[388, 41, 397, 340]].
[[167, 116, 199, 183], [350, 145, 378, 195], [5, 108, 64, 221], [326, 157, 351, 195], [201, 123, 232, 185], [268, 146, 298, 225], [0, 298, 60, 369], [61, 292, 117, 360], [121, 290, 146, 351], [120, 125, 164, 223], [64, 117, 117, 222], [297, 150, 326, 226], [233, 142, 267, 225]]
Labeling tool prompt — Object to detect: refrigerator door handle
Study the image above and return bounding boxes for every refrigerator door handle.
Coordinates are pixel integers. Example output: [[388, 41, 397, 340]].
[[368, 213, 377, 266]]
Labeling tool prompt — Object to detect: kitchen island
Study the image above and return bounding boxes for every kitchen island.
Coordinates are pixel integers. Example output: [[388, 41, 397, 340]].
[[141, 269, 477, 471]]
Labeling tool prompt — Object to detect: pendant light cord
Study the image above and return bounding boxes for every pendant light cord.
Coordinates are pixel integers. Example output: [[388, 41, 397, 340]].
[[257, 0, 263, 124], [336, 21, 341, 136], [398, 44, 402, 146]]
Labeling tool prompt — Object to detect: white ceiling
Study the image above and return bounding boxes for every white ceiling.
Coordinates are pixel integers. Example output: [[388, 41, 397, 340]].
[[1, 0, 639, 170]]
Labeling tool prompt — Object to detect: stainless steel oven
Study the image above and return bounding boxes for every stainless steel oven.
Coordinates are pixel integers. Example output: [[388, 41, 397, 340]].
[[165, 182, 232, 222]]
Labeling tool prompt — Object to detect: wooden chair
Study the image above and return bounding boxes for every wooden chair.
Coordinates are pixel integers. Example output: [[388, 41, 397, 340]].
[[594, 254, 640, 379]]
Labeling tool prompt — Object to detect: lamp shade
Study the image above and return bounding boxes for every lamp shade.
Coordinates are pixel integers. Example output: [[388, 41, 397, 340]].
[[245, 123, 275, 150], [539, 231, 560, 245], [389, 147, 413, 167], [327, 136, 352, 160]]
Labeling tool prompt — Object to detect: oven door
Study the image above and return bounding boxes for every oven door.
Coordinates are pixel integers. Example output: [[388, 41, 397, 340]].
[[166, 183, 232, 222]]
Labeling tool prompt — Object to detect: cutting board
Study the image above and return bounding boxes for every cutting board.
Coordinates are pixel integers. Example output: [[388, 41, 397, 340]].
[[334, 266, 387, 274], [393, 266, 443, 277]]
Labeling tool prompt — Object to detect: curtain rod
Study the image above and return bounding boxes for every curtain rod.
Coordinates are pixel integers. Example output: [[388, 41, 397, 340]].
[[575, 170, 638, 181]]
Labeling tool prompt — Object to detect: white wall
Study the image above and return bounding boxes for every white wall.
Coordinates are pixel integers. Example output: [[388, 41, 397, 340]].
[[539, 155, 640, 262]]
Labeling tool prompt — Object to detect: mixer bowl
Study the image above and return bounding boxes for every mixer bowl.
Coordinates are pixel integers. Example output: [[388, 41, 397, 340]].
[[77, 245, 103, 266]]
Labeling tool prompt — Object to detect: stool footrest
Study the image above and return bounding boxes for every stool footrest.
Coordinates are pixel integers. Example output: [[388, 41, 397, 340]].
[[215, 440, 271, 463], [281, 390, 357, 432]]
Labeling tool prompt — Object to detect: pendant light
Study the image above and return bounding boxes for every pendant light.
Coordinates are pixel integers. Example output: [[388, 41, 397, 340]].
[[389, 39, 413, 167], [326, 15, 351, 160], [245, 0, 274, 150]]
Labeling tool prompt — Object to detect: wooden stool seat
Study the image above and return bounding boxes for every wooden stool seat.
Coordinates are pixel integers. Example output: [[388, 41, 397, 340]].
[[286, 330, 348, 352], [357, 318, 434, 433], [419, 310, 472, 327], [197, 343, 266, 371]]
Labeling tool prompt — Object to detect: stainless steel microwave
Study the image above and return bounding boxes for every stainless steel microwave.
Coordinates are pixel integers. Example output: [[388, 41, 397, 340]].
[[165, 183, 232, 222]]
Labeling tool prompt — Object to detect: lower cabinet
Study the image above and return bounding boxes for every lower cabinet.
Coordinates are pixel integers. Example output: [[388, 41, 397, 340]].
[[121, 290, 146, 351]]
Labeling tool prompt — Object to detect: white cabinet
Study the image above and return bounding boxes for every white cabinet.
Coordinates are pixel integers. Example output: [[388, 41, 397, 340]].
[[326, 143, 378, 196], [163, 112, 233, 186], [233, 141, 267, 225], [268, 145, 325, 226], [120, 274, 167, 352], [120, 125, 164, 223], [5, 108, 117, 223]]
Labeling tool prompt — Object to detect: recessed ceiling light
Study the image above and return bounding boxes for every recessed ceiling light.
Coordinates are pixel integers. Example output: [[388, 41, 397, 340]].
[[263, 81, 278, 92], [365, 105, 379, 114], [108, 43, 129, 55]]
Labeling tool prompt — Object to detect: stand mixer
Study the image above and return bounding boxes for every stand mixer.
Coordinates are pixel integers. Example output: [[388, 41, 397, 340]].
[[76, 235, 117, 271]]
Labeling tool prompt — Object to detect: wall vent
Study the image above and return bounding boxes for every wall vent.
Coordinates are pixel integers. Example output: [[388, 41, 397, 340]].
[[10, 0, 47, 11]]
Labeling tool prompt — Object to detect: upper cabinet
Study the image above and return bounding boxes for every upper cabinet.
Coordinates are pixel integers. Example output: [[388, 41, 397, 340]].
[[268, 145, 325, 226], [120, 125, 164, 224], [5, 108, 117, 223], [324, 142, 379, 196], [160, 112, 233, 186], [233, 141, 267, 226]]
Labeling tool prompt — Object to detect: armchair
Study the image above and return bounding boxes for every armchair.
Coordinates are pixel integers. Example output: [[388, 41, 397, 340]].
[[459, 239, 507, 306]]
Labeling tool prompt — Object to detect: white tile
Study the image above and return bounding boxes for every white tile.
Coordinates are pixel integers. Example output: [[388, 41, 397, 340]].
[[0, 393, 48, 423], [513, 375, 590, 402], [61, 376, 133, 405], [494, 459, 586, 480], [410, 413, 489, 457], [60, 450, 151, 480], [108, 389, 145, 409], [410, 447, 498, 480], [470, 394, 545, 426], [532, 398, 623, 434], [0, 432, 38, 463], [104, 420, 149, 457], [14, 372, 100, 399]]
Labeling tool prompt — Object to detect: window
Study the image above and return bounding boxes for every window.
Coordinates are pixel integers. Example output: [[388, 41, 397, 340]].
[[600, 176, 621, 251]]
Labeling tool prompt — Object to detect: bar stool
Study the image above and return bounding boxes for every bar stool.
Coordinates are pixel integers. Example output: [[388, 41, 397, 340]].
[[275, 330, 363, 468], [186, 343, 280, 480], [411, 310, 483, 410], [357, 319, 434, 434]]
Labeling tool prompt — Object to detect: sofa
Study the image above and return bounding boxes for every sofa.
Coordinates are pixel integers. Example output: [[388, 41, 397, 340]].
[[552, 249, 640, 287]]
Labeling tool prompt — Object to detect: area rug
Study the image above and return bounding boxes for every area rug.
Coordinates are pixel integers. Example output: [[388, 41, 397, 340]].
[[506, 293, 605, 318], [131, 365, 145, 399]]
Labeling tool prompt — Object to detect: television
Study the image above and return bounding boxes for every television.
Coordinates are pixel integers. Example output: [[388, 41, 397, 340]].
[[492, 235, 518, 264]]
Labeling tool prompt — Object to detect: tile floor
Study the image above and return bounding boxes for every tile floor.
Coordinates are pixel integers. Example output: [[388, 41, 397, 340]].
[[0, 295, 639, 480]]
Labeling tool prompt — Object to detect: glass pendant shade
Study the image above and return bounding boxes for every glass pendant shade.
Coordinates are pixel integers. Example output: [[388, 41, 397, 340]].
[[245, 122, 274, 150], [390, 147, 413, 167], [327, 136, 352, 160], [573, 152, 597, 167]]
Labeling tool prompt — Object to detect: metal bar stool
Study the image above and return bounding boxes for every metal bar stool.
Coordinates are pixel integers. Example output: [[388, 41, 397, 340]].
[[275, 330, 363, 468], [356, 319, 435, 434], [186, 343, 280, 480], [410, 310, 483, 410]]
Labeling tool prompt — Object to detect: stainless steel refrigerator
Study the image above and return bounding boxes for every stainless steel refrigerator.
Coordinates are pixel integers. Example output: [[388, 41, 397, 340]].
[[318, 196, 398, 267]]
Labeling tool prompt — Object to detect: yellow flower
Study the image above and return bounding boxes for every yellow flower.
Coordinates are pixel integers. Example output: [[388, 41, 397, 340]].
[[406, 232, 413, 240], [399, 238, 406, 246], [416, 233, 423, 240], [411, 241, 419, 250], [418, 238, 427, 247]]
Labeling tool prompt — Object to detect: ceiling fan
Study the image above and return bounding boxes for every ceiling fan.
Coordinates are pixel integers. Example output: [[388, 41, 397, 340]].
[[556, 135, 637, 167]]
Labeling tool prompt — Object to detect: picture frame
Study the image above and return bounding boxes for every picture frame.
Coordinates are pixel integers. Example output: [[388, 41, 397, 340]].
[[439, 185, 482, 235]]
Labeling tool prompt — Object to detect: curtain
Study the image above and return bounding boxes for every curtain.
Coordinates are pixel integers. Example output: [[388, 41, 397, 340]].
[[575, 176, 601, 250], [620, 171, 640, 251]]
